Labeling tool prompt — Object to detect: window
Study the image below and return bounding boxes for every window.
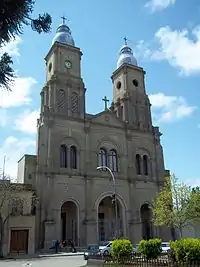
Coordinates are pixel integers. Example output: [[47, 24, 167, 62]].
[[120, 105, 124, 120], [108, 149, 118, 172], [98, 148, 107, 167], [60, 144, 67, 168], [136, 154, 141, 175], [71, 92, 78, 114], [143, 155, 148, 175], [58, 89, 66, 109], [70, 146, 77, 169]]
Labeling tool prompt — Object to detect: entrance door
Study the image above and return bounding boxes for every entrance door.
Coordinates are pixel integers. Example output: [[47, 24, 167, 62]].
[[10, 230, 29, 254]]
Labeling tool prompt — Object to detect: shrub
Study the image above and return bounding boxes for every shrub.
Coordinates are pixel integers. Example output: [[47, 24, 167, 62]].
[[138, 238, 162, 259], [170, 238, 200, 264], [111, 239, 133, 262]]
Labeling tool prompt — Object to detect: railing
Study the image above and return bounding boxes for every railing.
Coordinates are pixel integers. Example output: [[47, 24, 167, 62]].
[[88, 254, 200, 267]]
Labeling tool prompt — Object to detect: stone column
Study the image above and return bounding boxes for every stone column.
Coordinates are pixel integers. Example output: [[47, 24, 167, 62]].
[[86, 219, 98, 244]]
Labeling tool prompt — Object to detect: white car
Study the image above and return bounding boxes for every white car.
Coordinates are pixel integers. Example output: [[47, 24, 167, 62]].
[[99, 241, 113, 255], [161, 242, 170, 253]]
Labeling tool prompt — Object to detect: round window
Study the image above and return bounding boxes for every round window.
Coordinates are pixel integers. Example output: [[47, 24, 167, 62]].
[[117, 81, 121, 89], [133, 79, 139, 87]]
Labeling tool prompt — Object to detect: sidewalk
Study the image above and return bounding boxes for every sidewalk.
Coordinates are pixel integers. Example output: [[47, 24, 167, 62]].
[[1, 252, 84, 260], [39, 251, 84, 258]]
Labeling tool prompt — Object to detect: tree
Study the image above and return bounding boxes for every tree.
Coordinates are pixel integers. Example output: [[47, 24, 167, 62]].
[[152, 174, 192, 238], [0, 173, 37, 257], [0, 0, 52, 90], [188, 187, 200, 223]]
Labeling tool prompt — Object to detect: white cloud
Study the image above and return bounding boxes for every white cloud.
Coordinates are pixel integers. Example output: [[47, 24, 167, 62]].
[[15, 109, 40, 134], [145, 0, 176, 12], [136, 25, 200, 75], [0, 77, 37, 108], [153, 26, 200, 75], [0, 136, 35, 180], [149, 93, 196, 123], [0, 36, 22, 57]]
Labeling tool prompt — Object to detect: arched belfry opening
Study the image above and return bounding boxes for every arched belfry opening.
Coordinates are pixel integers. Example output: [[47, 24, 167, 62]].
[[140, 203, 153, 240], [98, 196, 123, 241], [61, 201, 78, 245]]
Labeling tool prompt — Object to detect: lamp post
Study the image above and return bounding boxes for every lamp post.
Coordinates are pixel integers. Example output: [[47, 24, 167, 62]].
[[96, 166, 118, 239]]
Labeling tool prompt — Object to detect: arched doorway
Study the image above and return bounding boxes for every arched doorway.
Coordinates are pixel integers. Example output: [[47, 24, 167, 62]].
[[98, 196, 123, 241], [140, 203, 153, 240], [61, 201, 78, 245]]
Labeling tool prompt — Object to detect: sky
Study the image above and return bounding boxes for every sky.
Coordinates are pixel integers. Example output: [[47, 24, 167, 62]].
[[0, 0, 200, 187]]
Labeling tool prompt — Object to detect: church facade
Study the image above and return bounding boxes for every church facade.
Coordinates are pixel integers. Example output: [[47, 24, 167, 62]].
[[16, 21, 171, 251]]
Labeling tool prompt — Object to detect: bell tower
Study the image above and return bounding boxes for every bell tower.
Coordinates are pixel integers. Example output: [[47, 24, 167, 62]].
[[41, 18, 85, 119], [111, 39, 152, 131]]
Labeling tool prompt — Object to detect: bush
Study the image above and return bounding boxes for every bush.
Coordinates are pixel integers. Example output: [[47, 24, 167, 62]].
[[111, 239, 133, 262], [170, 238, 200, 264], [138, 238, 162, 259]]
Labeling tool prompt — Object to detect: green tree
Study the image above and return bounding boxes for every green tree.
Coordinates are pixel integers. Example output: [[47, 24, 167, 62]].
[[187, 187, 200, 232], [152, 174, 192, 238], [0, 0, 52, 90], [188, 187, 200, 218]]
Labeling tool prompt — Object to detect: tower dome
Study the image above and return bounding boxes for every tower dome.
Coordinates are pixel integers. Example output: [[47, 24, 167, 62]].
[[52, 23, 75, 47], [117, 40, 137, 68]]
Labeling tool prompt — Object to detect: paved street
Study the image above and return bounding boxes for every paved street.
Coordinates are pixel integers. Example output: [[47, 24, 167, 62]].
[[0, 255, 86, 267]]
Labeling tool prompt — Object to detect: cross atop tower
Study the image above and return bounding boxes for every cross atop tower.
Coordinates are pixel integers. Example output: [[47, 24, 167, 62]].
[[102, 96, 109, 110], [124, 37, 128, 45], [61, 15, 68, 25]]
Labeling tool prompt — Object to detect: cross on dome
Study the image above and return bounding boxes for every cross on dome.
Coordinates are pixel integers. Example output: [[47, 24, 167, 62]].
[[124, 37, 128, 45], [61, 15, 69, 24]]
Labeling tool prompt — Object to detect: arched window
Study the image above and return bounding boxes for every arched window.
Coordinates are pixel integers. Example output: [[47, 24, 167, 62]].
[[70, 146, 77, 169], [58, 89, 66, 110], [143, 155, 148, 175], [136, 154, 141, 175], [108, 149, 118, 172], [98, 148, 107, 167], [60, 144, 67, 168]]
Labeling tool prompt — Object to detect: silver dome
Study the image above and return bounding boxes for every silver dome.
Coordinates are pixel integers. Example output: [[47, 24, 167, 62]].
[[117, 44, 137, 68], [52, 24, 75, 46]]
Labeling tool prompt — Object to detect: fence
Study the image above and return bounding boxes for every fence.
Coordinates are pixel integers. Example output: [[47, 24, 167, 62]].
[[101, 255, 200, 267]]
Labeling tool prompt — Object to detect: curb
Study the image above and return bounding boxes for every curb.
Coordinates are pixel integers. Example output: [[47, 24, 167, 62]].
[[39, 252, 84, 258]]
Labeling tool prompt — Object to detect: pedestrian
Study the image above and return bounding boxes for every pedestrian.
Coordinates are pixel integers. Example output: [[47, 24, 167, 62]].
[[55, 239, 60, 253]]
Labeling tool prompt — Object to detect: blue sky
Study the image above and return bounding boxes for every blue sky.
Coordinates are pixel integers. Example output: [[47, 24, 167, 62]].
[[0, 0, 200, 186]]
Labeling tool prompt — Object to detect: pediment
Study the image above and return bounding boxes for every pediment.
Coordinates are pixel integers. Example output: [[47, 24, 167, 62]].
[[89, 109, 124, 128]]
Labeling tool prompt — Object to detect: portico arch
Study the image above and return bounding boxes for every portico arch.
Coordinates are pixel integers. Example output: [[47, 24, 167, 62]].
[[95, 192, 127, 241], [60, 199, 80, 246]]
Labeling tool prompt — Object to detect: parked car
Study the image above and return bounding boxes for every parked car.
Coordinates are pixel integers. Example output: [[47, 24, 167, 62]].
[[84, 244, 100, 260], [132, 244, 139, 253], [99, 241, 113, 255], [161, 242, 170, 254]]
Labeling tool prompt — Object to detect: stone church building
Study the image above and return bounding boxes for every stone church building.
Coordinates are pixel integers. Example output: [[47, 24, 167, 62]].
[[14, 20, 172, 253]]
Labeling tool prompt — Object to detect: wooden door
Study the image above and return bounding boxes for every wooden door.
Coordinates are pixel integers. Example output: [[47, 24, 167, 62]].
[[10, 230, 29, 254]]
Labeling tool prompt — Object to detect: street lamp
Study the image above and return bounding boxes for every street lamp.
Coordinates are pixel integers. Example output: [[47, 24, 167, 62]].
[[96, 166, 118, 239]]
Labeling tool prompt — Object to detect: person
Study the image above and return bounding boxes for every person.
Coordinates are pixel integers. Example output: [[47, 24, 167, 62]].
[[71, 240, 77, 253], [55, 239, 60, 253]]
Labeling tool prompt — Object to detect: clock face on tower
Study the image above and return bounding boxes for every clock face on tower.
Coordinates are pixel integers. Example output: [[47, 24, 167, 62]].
[[65, 60, 72, 69]]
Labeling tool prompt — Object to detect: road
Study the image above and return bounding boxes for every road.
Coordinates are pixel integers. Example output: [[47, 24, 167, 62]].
[[0, 255, 86, 267]]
